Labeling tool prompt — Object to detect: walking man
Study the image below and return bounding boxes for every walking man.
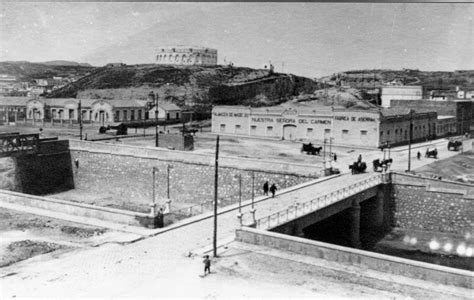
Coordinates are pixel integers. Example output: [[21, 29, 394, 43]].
[[203, 255, 211, 276], [74, 158, 79, 169], [263, 181, 269, 196], [270, 183, 277, 198], [333, 153, 337, 162], [417, 151, 421, 160]]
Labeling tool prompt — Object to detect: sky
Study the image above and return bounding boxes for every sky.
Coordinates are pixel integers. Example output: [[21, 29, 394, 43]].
[[0, 2, 473, 77]]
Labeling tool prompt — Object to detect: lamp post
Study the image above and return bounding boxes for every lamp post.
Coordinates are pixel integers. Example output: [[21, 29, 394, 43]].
[[250, 171, 256, 225], [235, 172, 243, 225], [151, 167, 157, 216], [167, 164, 173, 199]]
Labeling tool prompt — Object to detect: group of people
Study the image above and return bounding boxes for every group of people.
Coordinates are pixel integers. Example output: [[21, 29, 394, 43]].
[[262, 181, 277, 198]]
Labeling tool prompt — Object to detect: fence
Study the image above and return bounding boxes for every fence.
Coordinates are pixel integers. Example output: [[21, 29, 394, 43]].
[[256, 174, 385, 230]]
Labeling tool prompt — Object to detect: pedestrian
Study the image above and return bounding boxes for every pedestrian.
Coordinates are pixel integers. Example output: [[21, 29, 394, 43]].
[[357, 154, 362, 163], [263, 181, 269, 196], [333, 153, 337, 162], [417, 151, 421, 160], [203, 255, 211, 276], [270, 183, 277, 198], [74, 158, 79, 169]]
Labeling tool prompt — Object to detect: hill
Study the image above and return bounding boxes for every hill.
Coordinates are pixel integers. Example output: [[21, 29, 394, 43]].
[[41, 61, 93, 67], [0, 61, 95, 81], [47, 64, 322, 111], [319, 69, 474, 91]]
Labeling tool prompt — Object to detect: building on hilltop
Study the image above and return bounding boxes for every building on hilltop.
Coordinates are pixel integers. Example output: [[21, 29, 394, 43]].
[[155, 46, 217, 66]]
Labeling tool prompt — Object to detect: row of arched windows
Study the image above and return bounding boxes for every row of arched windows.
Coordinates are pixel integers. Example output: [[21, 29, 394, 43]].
[[156, 53, 216, 64]]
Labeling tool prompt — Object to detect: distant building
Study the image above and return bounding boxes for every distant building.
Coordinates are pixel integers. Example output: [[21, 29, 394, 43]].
[[156, 46, 217, 66], [381, 85, 423, 108], [211, 104, 440, 148], [390, 99, 472, 135]]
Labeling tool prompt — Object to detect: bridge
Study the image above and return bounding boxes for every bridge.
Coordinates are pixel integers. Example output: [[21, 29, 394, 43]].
[[0, 133, 39, 157], [247, 173, 390, 248]]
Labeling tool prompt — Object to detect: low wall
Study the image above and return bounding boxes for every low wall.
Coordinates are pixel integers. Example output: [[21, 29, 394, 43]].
[[0, 189, 160, 228], [390, 172, 473, 234], [236, 227, 473, 288]]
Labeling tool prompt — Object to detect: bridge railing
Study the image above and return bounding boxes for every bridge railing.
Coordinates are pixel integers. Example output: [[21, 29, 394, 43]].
[[256, 174, 384, 230], [0, 133, 39, 157]]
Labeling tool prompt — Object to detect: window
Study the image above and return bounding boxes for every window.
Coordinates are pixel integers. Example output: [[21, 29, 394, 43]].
[[114, 111, 120, 122], [380, 131, 383, 136], [267, 126, 273, 132], [131, 110, 135, 121], [306, 128, 313, 136], [251, 125, 257, 133], [361, 130, 367, 135], [166, 113, 170, 120], [220, 124, 226, 132], [138, 110, 142, 120], [235, 124, 241, 132], [123, 110, 127, 120], [342, 129, 349, 135], [387, 130, 390, 135], [395, 129, 398, 134]]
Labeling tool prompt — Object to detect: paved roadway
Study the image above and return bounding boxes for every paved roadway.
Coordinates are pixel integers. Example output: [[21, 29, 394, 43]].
[[0, 138, 465, 297]]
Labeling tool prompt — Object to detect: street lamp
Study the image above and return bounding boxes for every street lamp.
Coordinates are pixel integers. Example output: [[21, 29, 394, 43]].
[[151, 166, 157, 216], [167, 164, 173, 199]]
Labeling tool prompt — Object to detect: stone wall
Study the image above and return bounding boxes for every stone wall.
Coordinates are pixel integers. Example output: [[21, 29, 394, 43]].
[[390, 172, 473, 235], [236, 227, 473, 289], [71, 150, 313, 212], [0, 140, 74, 195]]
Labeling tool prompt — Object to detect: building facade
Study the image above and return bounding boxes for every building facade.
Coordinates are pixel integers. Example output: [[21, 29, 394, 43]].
[[156, 46, 217, 66], [212, 105, 444, 148], [0, 97, 182, 125], [381, 85, 423, 108], [390, 99, 472, 135]]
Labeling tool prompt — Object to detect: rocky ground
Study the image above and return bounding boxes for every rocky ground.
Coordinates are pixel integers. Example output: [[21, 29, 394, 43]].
[[0, 209, 108, 267]]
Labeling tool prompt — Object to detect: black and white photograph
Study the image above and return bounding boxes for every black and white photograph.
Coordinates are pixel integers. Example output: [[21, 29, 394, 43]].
[[0, 1, 473, 299]]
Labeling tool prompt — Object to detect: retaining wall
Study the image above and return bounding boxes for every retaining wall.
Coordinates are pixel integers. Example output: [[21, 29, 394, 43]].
[[68, 140, 320, 176], [236, 227, 473, 288], [390, 172, 473, 235], [0, 189, 158, 227], [0, 140, 74, 195]]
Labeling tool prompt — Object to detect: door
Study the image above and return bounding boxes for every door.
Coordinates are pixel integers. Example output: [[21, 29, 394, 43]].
[[282, 124, 297, 140]]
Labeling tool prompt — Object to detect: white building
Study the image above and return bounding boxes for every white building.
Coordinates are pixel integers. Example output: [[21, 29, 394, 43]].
[[381, 86, 423, 108], [156, 46, 217, 66]]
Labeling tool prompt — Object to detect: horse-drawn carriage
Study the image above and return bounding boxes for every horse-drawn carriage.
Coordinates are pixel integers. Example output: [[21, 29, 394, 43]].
[[372, 158, 393, 172], [301, 143, 322, 155], [425, 148, 438, 159], [447, 140, 462, 151], [349, 161, 367, 174]]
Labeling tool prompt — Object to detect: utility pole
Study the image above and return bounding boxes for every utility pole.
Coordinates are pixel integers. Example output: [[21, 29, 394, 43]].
[[155, 92, 159, 147], [78, 99, 83, 140], [213, 135, 219, 257], [407, 110, 414, 172]]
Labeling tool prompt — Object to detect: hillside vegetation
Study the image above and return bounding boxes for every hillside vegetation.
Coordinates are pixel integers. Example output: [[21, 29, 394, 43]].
[[48, 64, 321, 110], [0, 61, 94, 80], [320, 69, 474, 91]]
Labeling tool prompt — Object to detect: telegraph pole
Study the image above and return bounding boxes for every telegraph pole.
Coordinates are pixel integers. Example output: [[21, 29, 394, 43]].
[[407, 110, 414, 172], [155, 92, 159, 147], [78, 99, 83, 140], [213, 135, 219, 257]]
